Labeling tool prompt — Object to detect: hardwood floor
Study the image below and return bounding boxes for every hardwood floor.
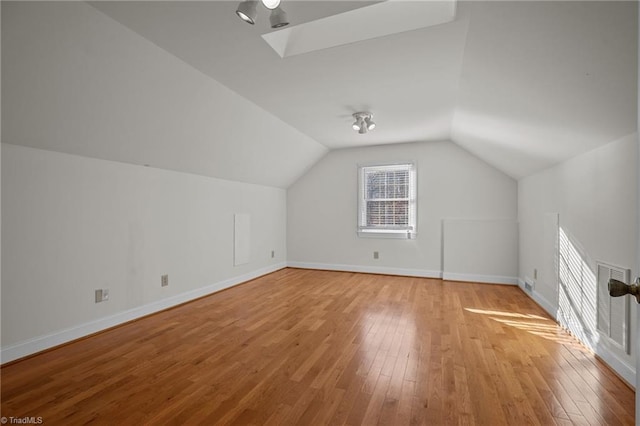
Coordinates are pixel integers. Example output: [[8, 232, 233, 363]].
[[1, 268, 635, 425]]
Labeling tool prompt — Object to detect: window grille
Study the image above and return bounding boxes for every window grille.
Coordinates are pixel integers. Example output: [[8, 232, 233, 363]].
[[358, 163, 416, 238]]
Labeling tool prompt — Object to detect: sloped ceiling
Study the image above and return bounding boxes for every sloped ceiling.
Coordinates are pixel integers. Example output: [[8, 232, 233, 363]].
[[453, 1, 638, 177], [2, 1, 638, 185], [1, 1, 328, 188]]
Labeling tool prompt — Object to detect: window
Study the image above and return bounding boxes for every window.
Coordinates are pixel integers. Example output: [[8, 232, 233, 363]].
[[358, 163, 416, 238]]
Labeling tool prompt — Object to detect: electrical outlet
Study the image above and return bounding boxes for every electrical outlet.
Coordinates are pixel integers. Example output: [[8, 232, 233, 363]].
[[95, 289, 109, 303], [271, 250, 275, 258], [373, 251, 379, 260], [161, 274, 169, 287]]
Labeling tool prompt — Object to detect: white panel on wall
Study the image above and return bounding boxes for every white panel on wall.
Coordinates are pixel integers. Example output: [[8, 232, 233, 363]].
[[442, 218, 518, 284], [234, 213, 251, 266]]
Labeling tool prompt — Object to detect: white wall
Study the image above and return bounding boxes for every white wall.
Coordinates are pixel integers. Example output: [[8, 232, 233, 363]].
[[1, 143, 286, 362], [0, 0, 312, 363], [0, 0, 3, 359], [636, 5, 640, 419], [518, 132, 639, 385], [287, 140, 518, 281]]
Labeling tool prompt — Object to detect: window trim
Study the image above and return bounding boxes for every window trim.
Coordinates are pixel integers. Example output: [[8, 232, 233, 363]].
[[357, 162, 417, 239]]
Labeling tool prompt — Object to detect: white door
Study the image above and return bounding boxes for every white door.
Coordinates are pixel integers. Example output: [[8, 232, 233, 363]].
[[636, 135, 639, 424], [636, 8, 640, 425]]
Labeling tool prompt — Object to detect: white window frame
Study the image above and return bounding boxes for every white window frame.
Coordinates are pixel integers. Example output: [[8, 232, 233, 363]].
[[357, 162, 417, 239]]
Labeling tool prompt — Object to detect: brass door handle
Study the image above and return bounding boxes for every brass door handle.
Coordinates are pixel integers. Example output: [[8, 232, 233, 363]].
[[608, 277, 640, 303]]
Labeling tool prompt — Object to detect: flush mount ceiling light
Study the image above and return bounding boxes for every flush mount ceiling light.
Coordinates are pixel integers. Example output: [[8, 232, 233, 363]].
[[352, 112, 376, 134], [236, 0, 289, 28]]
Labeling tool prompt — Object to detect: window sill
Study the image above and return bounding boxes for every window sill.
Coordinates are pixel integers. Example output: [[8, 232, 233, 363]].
[[357, 230, 416, 239]]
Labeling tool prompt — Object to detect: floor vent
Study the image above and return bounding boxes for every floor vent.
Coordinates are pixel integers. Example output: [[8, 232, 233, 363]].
[[524, 278, 534, 292]]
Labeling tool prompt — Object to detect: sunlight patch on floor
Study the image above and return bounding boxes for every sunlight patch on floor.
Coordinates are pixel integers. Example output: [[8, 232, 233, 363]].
[[465, 307, 588, 350]]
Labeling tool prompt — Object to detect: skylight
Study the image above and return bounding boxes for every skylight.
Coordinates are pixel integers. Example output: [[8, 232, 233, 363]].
[[262, 0, 457, 58]]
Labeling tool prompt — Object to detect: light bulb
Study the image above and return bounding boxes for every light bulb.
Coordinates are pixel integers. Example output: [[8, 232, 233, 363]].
[[261, 0, 280, 10], [236, 1, 258, 24], [270, 7, 289, 28], [353, 116, 364, 132], [365, 117, 376, 131]]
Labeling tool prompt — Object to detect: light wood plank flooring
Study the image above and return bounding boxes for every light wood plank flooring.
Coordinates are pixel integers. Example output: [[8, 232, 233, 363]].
[[1, 268, 635, 425]]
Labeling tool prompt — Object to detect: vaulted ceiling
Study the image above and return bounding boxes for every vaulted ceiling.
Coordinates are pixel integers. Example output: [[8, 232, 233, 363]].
[[2, 1, 638, 186]]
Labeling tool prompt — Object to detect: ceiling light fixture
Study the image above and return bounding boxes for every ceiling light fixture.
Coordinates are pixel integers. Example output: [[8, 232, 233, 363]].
[[364, 116, 376, 131], [270, 7, 289, 28], [352, 112, 376, 134], [236, 0, 289, 28], [236, 0, 258, 25]]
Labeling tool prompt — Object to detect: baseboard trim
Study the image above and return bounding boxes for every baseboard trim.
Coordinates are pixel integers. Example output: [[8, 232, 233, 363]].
[[594, 344, 636, 388], [442, 272, 518, 285], [287, 262, 520, 285], [287, 261, 442, 279], [516, 278, 635, 388], [1, 263, 287, 365], [517, 278, 558, 319]]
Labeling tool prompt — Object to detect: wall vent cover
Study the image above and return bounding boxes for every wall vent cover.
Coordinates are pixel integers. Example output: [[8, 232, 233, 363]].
[[596, 261, 630, 354]]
